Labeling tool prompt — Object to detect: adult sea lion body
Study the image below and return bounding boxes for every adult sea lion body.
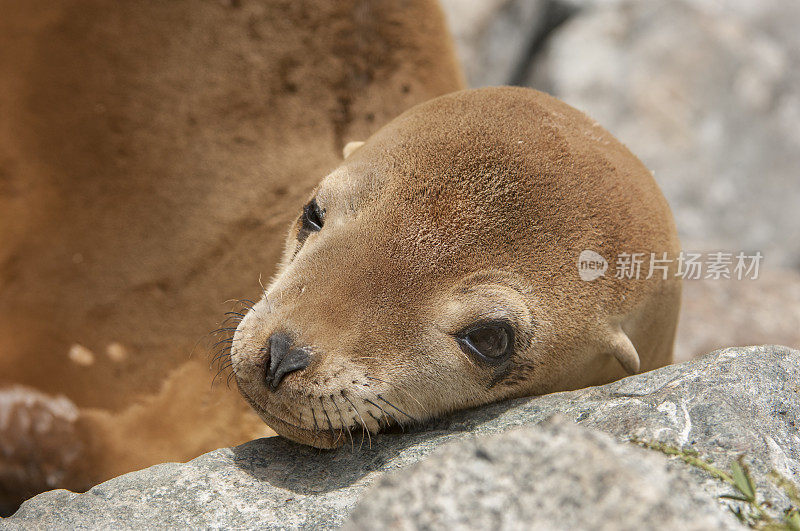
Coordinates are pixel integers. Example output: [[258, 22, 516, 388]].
[[0, 0, 463, 510], [231, 86, 682, 448]]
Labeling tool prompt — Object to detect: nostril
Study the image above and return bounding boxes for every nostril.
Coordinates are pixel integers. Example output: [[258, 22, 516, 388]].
[[268, 332, 292, 377], [265, 332, 311, 390], [269, 348, 311, 390]]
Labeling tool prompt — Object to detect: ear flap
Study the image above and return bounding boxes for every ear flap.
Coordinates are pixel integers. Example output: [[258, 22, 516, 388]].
[[606, 326, 641, 375], [343, 141, 365, 159]]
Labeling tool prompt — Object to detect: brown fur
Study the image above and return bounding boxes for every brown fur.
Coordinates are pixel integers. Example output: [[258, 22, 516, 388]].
[[0, 0, 463, 507], [232, 86, 682, 448]]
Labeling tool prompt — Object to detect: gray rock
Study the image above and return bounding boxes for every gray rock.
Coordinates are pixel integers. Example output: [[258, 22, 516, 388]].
[[346, 418, 738, 530], [4, 345, 798, 529], [533, 0, 800, 269]]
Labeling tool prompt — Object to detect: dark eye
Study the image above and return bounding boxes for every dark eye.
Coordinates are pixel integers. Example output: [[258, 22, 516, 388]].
[[455, 321, 514, 363], [302, 199, 324, 232]]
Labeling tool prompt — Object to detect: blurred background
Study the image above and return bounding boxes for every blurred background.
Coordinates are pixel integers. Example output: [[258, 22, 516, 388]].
[[439, 0, 800, 361], [1, 0, 798, 515]]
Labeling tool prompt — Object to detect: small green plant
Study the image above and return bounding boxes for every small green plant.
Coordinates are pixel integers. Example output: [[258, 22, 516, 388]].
[[630, 438, 800, 530]]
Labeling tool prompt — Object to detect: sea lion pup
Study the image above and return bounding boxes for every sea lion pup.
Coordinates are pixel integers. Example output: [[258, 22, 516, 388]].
[[231, 86, 681, 449]]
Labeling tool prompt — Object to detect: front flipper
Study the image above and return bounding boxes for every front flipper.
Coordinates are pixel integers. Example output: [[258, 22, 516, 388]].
[[605, 326, 641, 375]]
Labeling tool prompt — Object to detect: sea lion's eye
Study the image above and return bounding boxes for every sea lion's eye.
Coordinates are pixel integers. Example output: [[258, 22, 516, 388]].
[[302, 199, 324, 232], [455, 321, 514, 363]]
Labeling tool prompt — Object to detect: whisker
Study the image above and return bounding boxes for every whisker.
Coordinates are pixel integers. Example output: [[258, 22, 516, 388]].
[[366, 410, 384, 432], [218, 316, 243, 327], [331, 394, 354, 451], [311, 406, 320, 432], [211, 343, 233, 355], [320, 397, 340, 446], [210, 340, 236, 353], [211, 337, 234, 348], [211, 352, 231, 366], [365, 397, 403, 432], [310, 405, 321, 447], [365, 376, 428, 414], [212, 360, 234, 388], [228, 300, 255, 312], [209, 327, 240, 335], [188, 331, 212, 360], [376, 394, 418, 423], [236, 299, 257, 312], [342, 391, 370, 450], [211, 351, 231, 364]]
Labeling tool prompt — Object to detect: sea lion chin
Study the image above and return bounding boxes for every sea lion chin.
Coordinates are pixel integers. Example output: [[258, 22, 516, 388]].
[[230, 86, 682, 449]]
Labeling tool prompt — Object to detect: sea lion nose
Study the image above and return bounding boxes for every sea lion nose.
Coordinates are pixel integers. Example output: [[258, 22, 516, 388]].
[[266, 332, 311, 390]]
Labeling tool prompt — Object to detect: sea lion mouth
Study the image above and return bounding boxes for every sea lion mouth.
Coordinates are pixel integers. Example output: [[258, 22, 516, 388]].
[[237, 385, 376, 449]]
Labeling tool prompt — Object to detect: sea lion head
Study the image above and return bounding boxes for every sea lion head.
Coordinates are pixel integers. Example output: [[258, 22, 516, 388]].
[[230, 87, 680, 448]]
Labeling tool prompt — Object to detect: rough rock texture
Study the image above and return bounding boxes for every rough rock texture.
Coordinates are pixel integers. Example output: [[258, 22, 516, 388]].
[[346, 419, 737, 530], [532, 0, 800, 268], [4, 346, 797, 528]]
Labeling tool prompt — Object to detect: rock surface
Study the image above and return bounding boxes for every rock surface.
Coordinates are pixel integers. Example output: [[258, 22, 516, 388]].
[[4, 345, 798, 529], [346, 419, 737, 530]]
